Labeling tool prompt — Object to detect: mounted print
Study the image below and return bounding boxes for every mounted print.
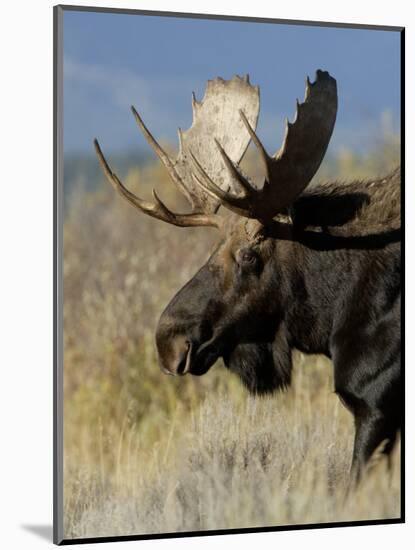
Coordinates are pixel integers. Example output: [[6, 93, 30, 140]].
[[54, 5, 404, 545]]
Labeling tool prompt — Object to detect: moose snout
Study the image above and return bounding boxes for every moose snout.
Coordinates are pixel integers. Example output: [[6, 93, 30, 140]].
[[155, 263, 219, 376]]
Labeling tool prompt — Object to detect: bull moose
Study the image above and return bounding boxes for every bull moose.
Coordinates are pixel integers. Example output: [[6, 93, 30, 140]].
[[94, 70, 401, 481]]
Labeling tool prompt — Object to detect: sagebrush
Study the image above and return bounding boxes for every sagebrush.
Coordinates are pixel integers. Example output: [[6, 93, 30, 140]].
[[63, 134, 401, 539]]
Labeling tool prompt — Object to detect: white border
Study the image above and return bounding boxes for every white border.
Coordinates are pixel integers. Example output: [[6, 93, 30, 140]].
[[0, 1, 412, 549]]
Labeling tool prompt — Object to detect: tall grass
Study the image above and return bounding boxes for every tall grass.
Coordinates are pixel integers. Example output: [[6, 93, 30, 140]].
[[63, 131, 401, 539]]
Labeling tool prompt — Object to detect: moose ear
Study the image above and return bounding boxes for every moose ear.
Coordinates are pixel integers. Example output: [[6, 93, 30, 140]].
[[224, 329, 292, 395]]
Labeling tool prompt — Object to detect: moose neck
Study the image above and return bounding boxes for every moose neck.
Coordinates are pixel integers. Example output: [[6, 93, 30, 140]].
[[263, 172, 400, 360], [273, 223, 359, 359]]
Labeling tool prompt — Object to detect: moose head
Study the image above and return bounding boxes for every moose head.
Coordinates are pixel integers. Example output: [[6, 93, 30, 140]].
[[94, 70, 337, 393]]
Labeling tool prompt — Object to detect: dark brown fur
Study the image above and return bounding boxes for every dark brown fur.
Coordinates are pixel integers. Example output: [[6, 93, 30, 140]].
[[156, 168, 401, 480]]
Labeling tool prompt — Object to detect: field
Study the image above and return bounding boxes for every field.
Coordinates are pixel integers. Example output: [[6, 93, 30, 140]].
[[63, 131, 401, 539]]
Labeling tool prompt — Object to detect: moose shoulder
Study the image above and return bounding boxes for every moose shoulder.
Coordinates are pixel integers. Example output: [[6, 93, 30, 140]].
[[94, 71, 401, 482]]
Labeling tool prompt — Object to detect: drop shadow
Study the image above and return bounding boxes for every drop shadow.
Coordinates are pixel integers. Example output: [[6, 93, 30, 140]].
[[21, 524, 53, 542]]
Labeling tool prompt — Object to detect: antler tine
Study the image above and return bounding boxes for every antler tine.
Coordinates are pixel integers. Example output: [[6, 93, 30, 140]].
[[191, 172, 227, 204], [189, 149, 245, 208], [131, 106, 171, 168], [238, 109, 271, 182], [94, 139, 223, 230], [213, 139, 257, 197], [130, 106, 195, 207], [191, 172, 255, 219], [94, 139, 154, 212], [190, 148, 264, 220]]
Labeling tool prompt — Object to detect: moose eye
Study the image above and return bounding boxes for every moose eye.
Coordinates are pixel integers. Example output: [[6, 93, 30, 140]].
[[238, 249, 257, 266]]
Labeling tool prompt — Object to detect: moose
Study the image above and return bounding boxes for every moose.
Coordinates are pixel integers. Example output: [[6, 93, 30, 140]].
[[94, 70, 401, 481]]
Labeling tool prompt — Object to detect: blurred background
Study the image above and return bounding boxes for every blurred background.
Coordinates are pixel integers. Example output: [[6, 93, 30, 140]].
[[63, 9, 401, 540]]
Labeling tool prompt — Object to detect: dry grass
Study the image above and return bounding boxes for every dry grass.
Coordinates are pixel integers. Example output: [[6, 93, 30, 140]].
[[63, 136, 401, 540], [64, 359, 400, 539]]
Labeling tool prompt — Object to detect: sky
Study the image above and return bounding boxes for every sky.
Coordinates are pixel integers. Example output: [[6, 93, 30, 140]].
[[63, 10, 401, 156]]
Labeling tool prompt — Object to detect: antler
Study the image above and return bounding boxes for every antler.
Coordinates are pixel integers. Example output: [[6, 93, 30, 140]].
[[191, 70, 338, 223], [94, 75, 260, 230], [94, 139, 223, 229]]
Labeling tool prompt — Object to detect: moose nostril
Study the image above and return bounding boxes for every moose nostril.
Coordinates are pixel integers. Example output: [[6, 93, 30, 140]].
[[176, 342, 192, 375], [176, 355, 187, 375]]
